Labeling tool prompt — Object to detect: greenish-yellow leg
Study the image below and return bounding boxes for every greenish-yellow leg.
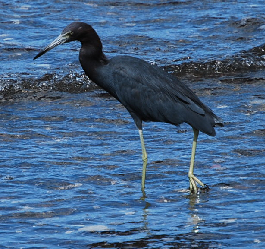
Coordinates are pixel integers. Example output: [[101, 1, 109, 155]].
[[138, 129, 148, 191], [188, 128, 205, 193]]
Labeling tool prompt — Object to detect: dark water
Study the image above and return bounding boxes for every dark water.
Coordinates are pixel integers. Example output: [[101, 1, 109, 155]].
[[1, 1, 265, 248]]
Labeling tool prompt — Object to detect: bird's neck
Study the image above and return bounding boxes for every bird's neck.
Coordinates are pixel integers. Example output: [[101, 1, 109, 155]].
[[79, 44, 108, 82]]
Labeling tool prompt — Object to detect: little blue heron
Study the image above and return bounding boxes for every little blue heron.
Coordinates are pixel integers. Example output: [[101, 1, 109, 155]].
[[34, 22, 223, 193]]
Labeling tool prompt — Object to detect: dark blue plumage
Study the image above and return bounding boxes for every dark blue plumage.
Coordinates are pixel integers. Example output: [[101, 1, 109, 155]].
[[96, 55, 220, 135], [34, 22, 223, 193]]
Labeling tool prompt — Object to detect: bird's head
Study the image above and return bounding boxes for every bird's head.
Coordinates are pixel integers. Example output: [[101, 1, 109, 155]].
[[34, 22, 97, 60]]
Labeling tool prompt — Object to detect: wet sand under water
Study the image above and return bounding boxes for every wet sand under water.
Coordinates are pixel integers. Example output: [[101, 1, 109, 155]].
[[0, 72, 264, 248]]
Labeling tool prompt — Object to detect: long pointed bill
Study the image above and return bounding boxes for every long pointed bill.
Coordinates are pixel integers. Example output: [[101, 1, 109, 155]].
[[34, 32, 71, 60]]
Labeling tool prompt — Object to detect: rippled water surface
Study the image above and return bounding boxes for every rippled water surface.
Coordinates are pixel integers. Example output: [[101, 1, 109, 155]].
[[0, 0, 265, 248]]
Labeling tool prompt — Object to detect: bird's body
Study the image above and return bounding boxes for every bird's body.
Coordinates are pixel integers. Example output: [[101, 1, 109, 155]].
[[94, 55, 218, 136], [34, 22, 223, 193]]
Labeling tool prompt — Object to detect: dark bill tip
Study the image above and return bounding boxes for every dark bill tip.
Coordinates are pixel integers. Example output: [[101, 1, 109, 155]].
[[34, 50, 46, 60]]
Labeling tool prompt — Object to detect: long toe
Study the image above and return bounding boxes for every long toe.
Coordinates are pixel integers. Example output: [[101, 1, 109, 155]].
[[189, 175, 205, 193], [189, 177, 198, 193]]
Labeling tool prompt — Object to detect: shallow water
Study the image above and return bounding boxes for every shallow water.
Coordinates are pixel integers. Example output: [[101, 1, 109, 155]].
[[1, 0, 265, 248]]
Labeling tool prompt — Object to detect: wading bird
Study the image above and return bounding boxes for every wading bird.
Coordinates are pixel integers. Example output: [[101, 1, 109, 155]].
[[34, 22, 223, 193]]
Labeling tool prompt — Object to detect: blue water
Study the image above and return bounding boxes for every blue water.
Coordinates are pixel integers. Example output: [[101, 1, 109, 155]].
[[0, 0, 265, 248]]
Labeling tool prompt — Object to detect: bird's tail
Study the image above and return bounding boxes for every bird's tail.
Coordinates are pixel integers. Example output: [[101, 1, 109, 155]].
[[214, 116, 224, 127]]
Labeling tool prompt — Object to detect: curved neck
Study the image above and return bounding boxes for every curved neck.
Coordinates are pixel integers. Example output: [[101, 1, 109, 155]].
[[79, 43, 108, 82]]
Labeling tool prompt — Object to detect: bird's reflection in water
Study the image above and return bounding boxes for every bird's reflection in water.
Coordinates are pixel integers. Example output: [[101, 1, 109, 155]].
[[138, 182, 209, 238], [186, 191, 209, 233], [141, 199, 151, 234]]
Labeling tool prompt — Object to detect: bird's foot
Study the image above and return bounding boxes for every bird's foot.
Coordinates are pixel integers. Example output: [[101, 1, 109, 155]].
[[188, 174, 209, 193]]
